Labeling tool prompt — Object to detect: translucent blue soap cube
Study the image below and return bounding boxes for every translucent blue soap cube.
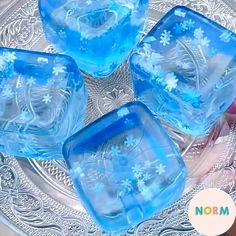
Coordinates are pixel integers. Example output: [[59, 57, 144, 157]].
[[0, 47, 87, 159], [130, 6, 236, 136], [63, 101, 187, 233], [38, 0, 149, 78]]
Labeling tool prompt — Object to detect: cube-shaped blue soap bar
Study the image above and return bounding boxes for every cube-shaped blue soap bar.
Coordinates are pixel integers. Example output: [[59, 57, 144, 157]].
[[63, 101, 187, 233], [0, 47, 87, 159], [130, 6, 236, 136]]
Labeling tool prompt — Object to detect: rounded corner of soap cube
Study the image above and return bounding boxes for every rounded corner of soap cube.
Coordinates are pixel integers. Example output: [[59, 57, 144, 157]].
[[125, 101, 149, 114]]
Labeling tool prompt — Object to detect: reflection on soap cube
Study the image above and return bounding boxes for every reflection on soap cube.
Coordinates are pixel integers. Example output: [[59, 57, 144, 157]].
[[130, 6, 236, 136], [0, 47, 87, 159], [63, 101, 187, 233]]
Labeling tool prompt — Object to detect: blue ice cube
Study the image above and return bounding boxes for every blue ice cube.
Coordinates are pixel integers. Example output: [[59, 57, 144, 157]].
[[38, 0, 149, 78], [0, 47, 87, 159], [130, 6, 236, 136], [63, 101, 187, 233]]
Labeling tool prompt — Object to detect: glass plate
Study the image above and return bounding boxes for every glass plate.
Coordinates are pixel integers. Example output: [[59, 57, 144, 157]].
[[0, 0, 235, 235]]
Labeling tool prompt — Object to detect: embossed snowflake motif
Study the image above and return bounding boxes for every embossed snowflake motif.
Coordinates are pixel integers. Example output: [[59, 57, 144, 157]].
[[165, 73, 178, 92], [160, 30, 172, 46], [52, 65, 66, 76], [110, 145, 121, 157], [3, 51, 16, 63], [42, 94, 52, 104], [121, 179, 132, 192], [124, 135, 136, 147], [155, 164, 166, 175]]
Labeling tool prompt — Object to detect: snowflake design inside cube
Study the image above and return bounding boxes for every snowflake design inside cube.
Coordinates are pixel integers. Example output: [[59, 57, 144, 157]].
[[130, 6, 236, 136], [63, 101, 187, 233], [0, 47, 87, 159]]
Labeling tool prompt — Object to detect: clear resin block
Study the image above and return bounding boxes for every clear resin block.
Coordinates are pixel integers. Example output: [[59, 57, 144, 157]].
[[130, 6, 236, 136], [0, 47, 87, 159], [38, 0, 149, 78], [63, 101, 187, 233]]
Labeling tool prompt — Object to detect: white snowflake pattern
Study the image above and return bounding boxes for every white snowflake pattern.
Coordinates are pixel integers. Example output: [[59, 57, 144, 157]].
[[155, 163, 166, 175], [193, 27, 210, 47], [137, 179, 145, 191], [121, 179, 133, 192], [132, 164, 143, 179], [110, 145, 121, 157], [52, 65, 66, 76], [20, 111, 31, 121], [2, 84, 14, 98], [194, 27, 204, 39], [180, 22, 188, 31], [3, 52, 16, 63], [187, 19, 195, 29], [143, 173, 151, 181], [160, 30, 172, 46], [26, 77, 36, 86], [181, 19, 195, 31], [42, 94, 52, 104], [165, 73, 178, 92], [124, 135, 136, 147]]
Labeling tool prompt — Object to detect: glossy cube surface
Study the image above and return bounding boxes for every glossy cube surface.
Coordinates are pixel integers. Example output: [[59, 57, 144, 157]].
[[38, 0, 149, 78], [130, 6, 236, 136], [0, 47, 87, 159], [63, 102, 187, 233]]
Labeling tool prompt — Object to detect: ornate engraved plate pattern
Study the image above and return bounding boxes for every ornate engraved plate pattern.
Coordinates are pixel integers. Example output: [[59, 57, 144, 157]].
[[0, 0, 235, 235]]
